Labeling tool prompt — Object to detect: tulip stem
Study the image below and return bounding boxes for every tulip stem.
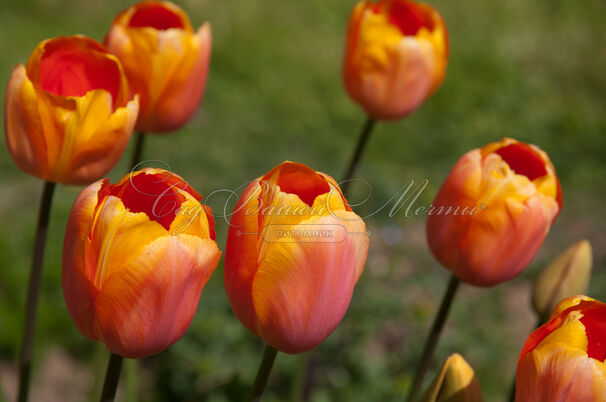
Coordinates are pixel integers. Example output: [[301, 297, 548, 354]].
[[406, 274, 460, 402], [341, 117, 376, 197], [290, 352, 310, 402], [130, 132, 146, 171], [247, 344, 279, 402], [17, 180, 56, 402], [100, 353, 123, 402]]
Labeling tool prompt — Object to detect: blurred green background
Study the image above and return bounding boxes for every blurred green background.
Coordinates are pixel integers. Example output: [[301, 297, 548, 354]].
[[1, 0, 605, 401]]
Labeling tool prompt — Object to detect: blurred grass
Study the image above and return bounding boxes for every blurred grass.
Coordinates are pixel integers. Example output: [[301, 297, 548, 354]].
[[0, 0, 605, 401]]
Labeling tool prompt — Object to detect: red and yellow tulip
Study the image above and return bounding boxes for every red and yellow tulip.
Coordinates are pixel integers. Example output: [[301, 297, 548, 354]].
[[343, 0, 448, 120], [4, 36, 138, 185], [224, 162, 369, 354], [427, 138, 562, 286], [516, 295, 606, 401], [62, 169, 220, 358], [105, 1, 211, 133]]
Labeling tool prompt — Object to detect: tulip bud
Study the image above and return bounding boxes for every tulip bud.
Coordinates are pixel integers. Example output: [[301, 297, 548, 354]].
[[343, 0, 448, 120], [4, 36, 139, 185], [516, 295, 606, 401], [427, 138, 562, 287], [62, 169, 221, 358], [105, 1, 211, 133], [532, 240, 592, 322], [224, 161, 369, 354], [421, 353, 483, 402]]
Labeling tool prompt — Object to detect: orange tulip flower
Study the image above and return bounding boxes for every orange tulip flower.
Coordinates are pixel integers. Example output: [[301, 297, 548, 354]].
[[4, 36, 138, 185], [105, 1, 211, 133], [62, 168, 221, 358], [343, 0, 448, 120], [427, 138, 562, 287], [516, 295, 606, 401], [224, 162, 369, 354]]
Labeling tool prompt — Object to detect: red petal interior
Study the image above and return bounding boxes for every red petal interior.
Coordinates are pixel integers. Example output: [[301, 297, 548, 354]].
[[494, 143, 548, 181], [519, 311, 564, 361], [519, 300, 604, 362], [109, 172, 201, 231], [264, 163, 331, 207], [580, 304, 606, 362], [384, 1, 434, 36], [39, 39, 121, 103], [128, 3, 185, 30]]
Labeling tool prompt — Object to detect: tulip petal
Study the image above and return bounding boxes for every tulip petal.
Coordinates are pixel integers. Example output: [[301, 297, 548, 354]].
[[152, 23, 211, 132], [251, 211, 368, 353], [517, 343, 606, 401], [4, 65, 49, 178], [67, 95, 138, 184], [422, 353, 483, 402], [63, 180, 108, 340], [40, 90, 138, 185], [93, 234, 220, 358], [458, 195, 557, 286], [224, 181, 262, 332]]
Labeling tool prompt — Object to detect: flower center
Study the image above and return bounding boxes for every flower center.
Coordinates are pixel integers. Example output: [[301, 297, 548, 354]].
[[39, 38, 121, 103], [264, 163, 331, 207], [129, 3, 185, 30], [494, 143, 548, 181], [384, 1, 434, 36], [111, 172, 200, 230], [580, 305, 606, 362]]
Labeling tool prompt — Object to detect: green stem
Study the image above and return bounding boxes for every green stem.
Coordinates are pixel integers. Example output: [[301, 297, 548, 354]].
[[17, 180, 56, 402], [341, 117, 376, 197], [129, 132, 146, 171], [124, 358, 140, 402], [290, 352, 310, 402], [406, 274, 460, 402], [247, 344, 279, 402], [100, 353, 124, 402]]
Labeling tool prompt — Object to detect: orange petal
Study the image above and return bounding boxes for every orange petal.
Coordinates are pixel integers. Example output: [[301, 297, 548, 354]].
[[516, 343, 606, 401], [426, 150, 482, 277], [87, 195, 166, 288], [224, 181, 263, 332], [62, 180, 107, 340], [251, 211, 368, 353], [357, 35, 434, 119], [455, 195, 557, 286], [4, 65, 49, 179], [47, 91, 138, 185], [151, 23, 211, 132], [93, 234, 220, 357]]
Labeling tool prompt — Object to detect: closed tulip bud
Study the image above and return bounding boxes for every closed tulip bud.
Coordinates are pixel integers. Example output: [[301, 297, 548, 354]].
[[532, 240, 592, 322], [224, 161, 369, 354], [62, 168, 221, 358], [4, 36, 138, 185], [516, 295, 606, 401], [421, 353, 483, 402], [343, 0, 448, 120], [105, 1, 211, 133], [427, 138, 562, 287]]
